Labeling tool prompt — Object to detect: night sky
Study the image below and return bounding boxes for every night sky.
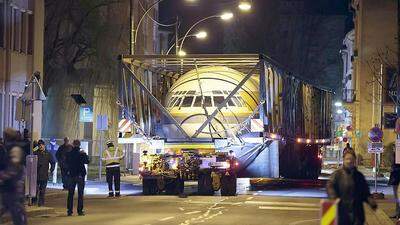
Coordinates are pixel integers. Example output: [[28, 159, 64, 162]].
[[159, 0, 352, 54]]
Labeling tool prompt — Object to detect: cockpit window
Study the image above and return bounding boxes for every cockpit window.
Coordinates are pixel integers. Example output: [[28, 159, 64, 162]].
[[193, 96, 202, 107], [181, 96, 194, 107], [204, 96, 212, 107], [213, 96, 225, 107], [212, 90, 223, 95], [187, 90, 196, 95]]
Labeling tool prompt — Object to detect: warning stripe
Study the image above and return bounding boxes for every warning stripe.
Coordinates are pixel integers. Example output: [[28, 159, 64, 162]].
[[321, 203, 337, 225], [118, 119, 132, 133]]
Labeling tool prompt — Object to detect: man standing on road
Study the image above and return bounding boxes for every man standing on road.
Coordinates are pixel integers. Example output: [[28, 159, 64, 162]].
[[56, 137, 72, 190], [327, 150, 377, 225], [388, 147, 400, 219], [34, 140, 55, 206], [0, 143, 27, 225], [66, 140, 89, 216], [102, 140, 124, 197]]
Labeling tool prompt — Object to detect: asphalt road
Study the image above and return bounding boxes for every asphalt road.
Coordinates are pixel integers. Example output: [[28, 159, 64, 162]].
[[25, 195, 322, 225]]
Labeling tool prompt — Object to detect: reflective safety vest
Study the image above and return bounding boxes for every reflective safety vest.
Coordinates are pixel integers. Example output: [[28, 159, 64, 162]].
[[102, 146, 124, 168]]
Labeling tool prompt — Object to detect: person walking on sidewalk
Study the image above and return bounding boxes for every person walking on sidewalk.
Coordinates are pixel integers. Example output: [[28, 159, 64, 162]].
[[0, 144, 27, 225], [34, 139, 55, 207], [102, 140, 124, 197], [66, 140, 89, 216], [327, 150, 377, 225], [389, 148, 400, 219], [56, 137, 73, 190]]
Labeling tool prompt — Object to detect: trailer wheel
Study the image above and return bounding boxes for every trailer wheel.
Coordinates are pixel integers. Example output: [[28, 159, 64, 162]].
[[198, 172, 214, 195], [165, 178, 179, 195], [221, 174, 237, 196]]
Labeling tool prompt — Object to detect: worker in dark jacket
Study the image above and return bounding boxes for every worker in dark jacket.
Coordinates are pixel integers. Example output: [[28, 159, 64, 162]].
[[56, 137, 72, 189], [0, 145, 27, 225], [327, 150, 377, 225], [34, 139, 55, 206], [65, 140, 89, 216], [389, 149, 400, 218]]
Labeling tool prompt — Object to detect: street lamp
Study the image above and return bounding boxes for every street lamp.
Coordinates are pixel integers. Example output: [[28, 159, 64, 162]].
[[166, 31, 208, 55], [238, 0, 252, 11], [178, 50, 187, 57], [334, 101, 343, 107], [336, 109, 344, 114], [179, 12, 234, 53]]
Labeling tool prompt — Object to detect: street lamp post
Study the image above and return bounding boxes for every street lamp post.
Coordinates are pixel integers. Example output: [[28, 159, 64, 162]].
[[166, 31, 207, 55], [179, 12, 233, 53]]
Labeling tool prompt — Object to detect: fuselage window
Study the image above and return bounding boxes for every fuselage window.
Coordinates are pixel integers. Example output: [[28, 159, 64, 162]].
[[193, 96, 203, 107], [182, 96, 194, 107], [204, 96, 212, 107]]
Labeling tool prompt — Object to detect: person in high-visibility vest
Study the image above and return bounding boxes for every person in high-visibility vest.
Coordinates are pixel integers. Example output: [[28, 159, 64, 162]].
[[102, 140, 124, 197]]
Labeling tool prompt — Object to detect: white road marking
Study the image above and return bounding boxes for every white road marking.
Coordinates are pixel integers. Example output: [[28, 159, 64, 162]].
[[210, 207, 225, 210], [259, 206, 319, 211], [246, 197, 254, 200], [245, 201, 318, 207], [179, 207, 185, 211], [184, 211, 202, 215], [289, 219, 319, 225], [159, 216, 175, 221]]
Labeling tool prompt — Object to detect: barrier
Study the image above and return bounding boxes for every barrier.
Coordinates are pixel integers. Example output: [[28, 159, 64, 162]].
[[320, 199, 339, 225]]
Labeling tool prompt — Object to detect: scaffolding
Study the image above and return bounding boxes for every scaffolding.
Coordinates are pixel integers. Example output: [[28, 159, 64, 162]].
[[119, 54, 332, 143]]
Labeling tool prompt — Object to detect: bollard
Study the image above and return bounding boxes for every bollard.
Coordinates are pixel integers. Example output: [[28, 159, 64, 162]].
[[25, 155, 38, 201], [320, 199, 339, 225]]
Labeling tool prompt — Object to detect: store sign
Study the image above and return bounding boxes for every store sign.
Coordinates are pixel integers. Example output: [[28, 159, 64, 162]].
[[79, 106, 93, 122]]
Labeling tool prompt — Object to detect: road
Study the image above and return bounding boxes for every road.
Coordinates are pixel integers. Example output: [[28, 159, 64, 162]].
[[26, 194, 322, 225]]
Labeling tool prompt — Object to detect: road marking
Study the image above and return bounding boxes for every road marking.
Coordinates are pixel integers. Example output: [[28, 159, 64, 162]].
[[289, 219, 319, 225], [211, 207, 225, 210], [179, 207, 185, 211], [245, 201, 318, 207], [246, 197, 254, 200], [159, 216, 175, 221], [259, 206, 319, 211], [184, 211, 202, 215]]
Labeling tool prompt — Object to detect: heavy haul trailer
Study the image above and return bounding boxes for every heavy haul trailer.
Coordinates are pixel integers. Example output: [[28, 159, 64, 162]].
[[119, 53, 332, 185], [139, 152, 238, 196]]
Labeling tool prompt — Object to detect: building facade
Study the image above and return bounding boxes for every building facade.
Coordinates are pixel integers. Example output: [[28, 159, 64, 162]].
[[0, 0, 44, 139], [345, 0, 398, 160]]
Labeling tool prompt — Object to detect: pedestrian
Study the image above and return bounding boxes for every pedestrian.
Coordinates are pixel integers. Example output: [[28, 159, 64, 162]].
[[66, 140, 89, 216], [56, 137, 72, 190], [389, 148, 400, 219], [327, 150, 377, 225], [0, 144, 27, 225], [33, 139, 55, 206], [343, 143, 354, 156], [102, 140, 124, 197]]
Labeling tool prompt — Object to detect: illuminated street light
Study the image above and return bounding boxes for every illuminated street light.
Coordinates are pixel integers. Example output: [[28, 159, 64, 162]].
[[195, 31, 208, 39], [238, 0, 252, 11], [165, 31, 208, 55], [220, 12, 234, 20], [336, 109, 343, 114], [178, 50, 187, 57], [179, 12, 234, 53], [334, 101, 343, 107]]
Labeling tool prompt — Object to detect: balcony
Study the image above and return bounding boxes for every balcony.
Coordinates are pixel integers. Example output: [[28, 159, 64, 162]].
[[342, 88, 355, 103]]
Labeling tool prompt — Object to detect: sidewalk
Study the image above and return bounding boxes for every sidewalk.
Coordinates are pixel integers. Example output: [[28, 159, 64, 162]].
[[1, 204, 55, 224]]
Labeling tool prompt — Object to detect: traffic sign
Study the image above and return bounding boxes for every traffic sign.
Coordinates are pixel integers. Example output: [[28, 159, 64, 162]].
[[368, 126, 383, 142], [368, 142, 384, 154]]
